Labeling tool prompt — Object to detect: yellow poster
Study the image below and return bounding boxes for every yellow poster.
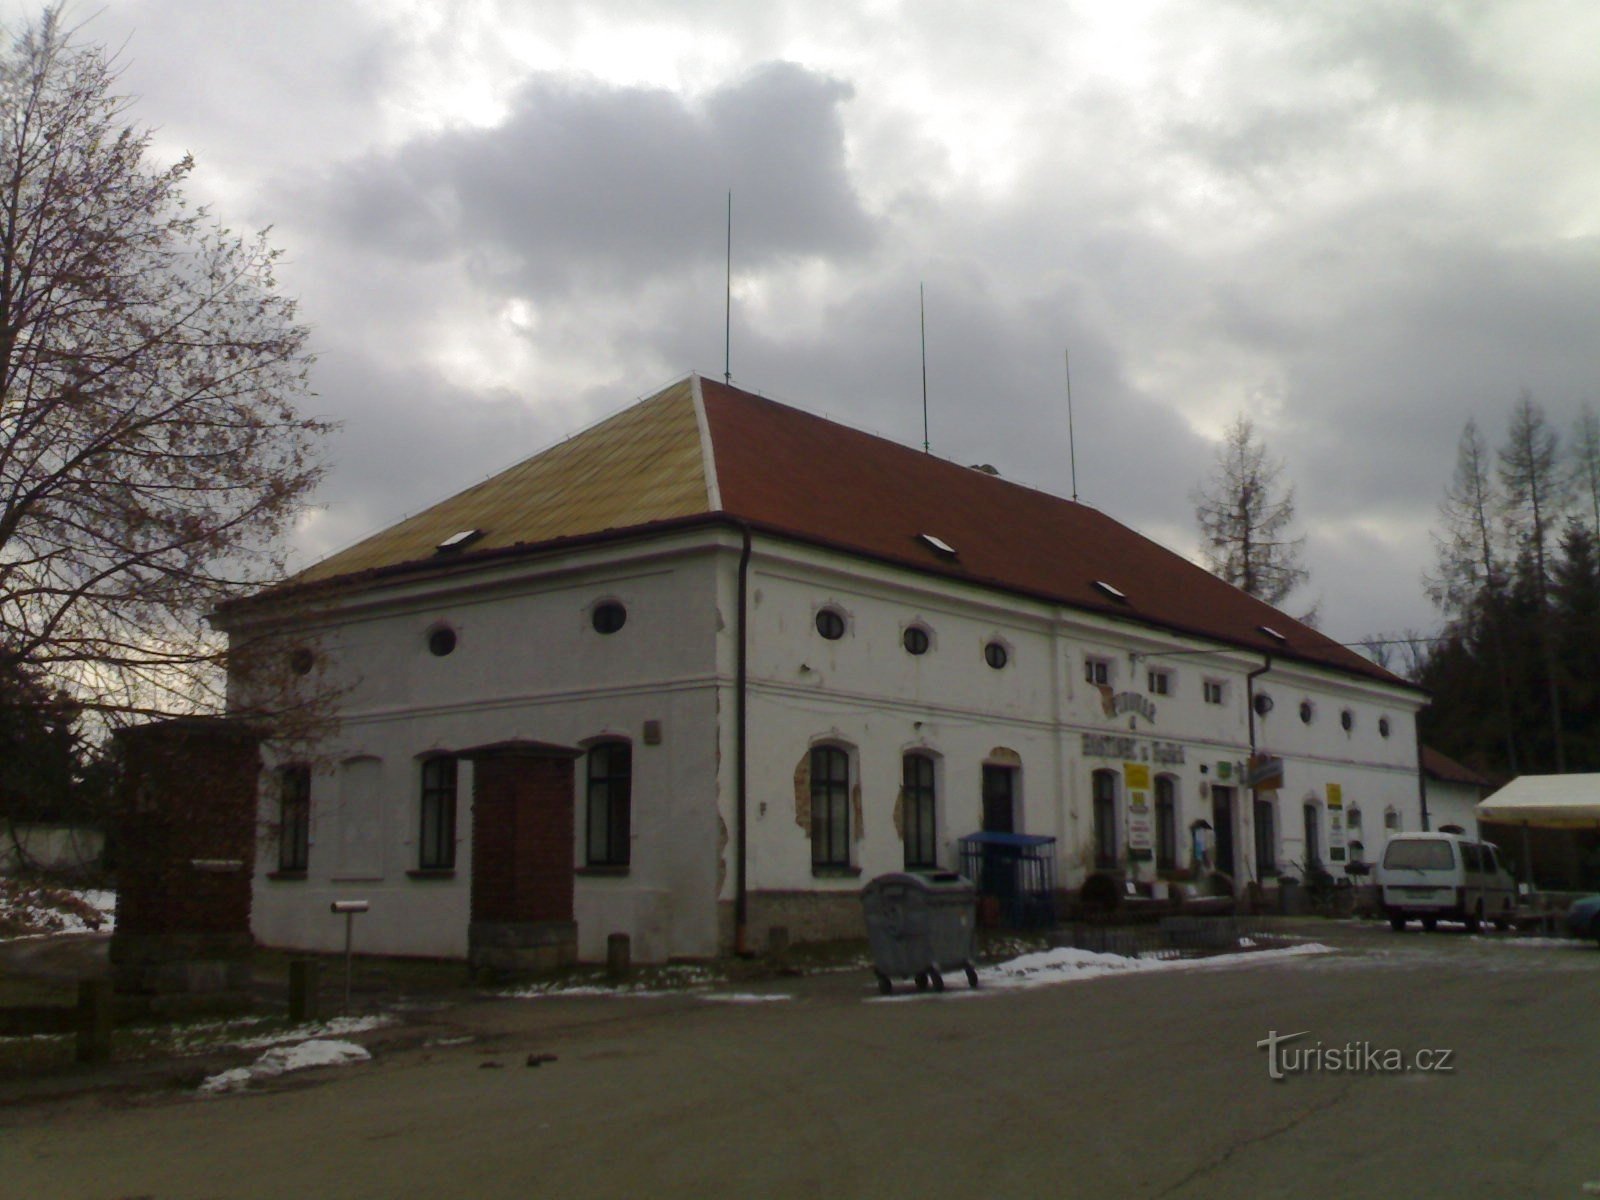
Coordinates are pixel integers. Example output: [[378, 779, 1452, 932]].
[[1327, 783, 1343, 809], [1124, 762, 1150, 791]]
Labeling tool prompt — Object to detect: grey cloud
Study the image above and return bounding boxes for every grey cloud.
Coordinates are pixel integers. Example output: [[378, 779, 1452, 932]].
[[320, 61, 874, 294]]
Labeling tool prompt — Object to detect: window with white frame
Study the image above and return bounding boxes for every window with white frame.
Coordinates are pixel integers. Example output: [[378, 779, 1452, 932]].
[[1203, 679, 1226, 705], [1085, 657, 1112, 686], [1147, 669, 1171, 696]]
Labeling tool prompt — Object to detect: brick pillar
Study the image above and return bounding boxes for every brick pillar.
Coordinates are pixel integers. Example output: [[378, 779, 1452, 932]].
[[462, 740, 580, 975], [109, 718, 261, 1006]]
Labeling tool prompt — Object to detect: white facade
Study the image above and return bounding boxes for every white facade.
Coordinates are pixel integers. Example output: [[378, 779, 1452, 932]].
[[242, 523, 1425, 962]]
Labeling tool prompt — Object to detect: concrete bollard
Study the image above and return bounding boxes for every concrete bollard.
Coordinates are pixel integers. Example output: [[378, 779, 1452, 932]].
[[606, 933, 631, 979], [289, 959, 321, 1023], [75, 979, 113, 1064]]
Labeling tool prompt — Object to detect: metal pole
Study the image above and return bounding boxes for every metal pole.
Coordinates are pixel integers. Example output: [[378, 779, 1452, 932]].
[[1065, 347, 1079, 502], [344, 910, 354, 1016], [724, 191, 733, 385], [920, 283, 929, 453]]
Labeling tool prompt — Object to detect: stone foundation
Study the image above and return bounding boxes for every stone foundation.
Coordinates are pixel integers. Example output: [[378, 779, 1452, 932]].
[[720, 890, 867, 953], [469, 920, 578, 976]]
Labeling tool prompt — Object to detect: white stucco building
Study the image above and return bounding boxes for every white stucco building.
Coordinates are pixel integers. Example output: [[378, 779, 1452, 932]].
[[221, 375, 1428, 962]]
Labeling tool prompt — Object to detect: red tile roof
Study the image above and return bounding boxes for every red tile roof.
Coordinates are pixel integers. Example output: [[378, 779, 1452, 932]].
[[699, 379, 1411, 688], [1421, 746, 1492, 788], [250, 374, 1414, 691]]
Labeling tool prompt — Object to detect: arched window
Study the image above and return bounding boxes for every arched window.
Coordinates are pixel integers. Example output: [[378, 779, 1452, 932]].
[[586, 742, 632, 867], [810, 745, 851, 869], [1155, 775, 1178, 871], [902, 753, 937, 870], [1384, 807, 1401, 833], [1093, 769, 1119, 869]]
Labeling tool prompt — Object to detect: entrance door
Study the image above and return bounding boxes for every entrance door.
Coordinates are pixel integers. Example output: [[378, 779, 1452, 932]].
[[1212, 786, 1235, 877], [982, 765, 1016, 833]]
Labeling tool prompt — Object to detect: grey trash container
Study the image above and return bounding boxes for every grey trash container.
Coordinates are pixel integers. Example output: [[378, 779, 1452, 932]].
[[860, 871, 980, 995]]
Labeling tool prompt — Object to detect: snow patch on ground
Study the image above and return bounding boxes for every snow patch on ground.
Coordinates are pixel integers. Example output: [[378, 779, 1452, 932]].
[[199, 1039, 370, 1094], [698, 993, 792, 1004], [871, 942, 1335, 1001], [229, 1015, 393, 1050], [0, 880, 115, 940]]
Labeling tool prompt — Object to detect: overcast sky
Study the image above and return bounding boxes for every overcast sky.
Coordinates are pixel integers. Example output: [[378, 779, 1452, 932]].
[[14, 0, 1599, 650]]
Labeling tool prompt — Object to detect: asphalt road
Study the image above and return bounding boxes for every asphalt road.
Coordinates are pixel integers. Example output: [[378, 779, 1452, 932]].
[[4, 923, 1599, 1200]]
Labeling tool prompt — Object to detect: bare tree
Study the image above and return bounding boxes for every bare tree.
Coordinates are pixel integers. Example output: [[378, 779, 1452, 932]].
[[1499, 392, 1568, 770], [1193, 414, 1307, 606], [1424, 418, 1518, 770], [0, 8, 328, 725], [1572, 401, 1600, 537]]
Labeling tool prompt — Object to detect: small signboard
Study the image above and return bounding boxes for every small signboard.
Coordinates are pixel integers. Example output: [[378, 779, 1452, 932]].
[[1248, 754, 1284, 790]]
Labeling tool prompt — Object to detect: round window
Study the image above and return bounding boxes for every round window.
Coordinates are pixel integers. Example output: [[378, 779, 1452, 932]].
[[1298, 700, 1313, 724], [1341, 709, 1354, 732], [815, 608, 846, 640], [1253, 692, 1274, 716], [903, 626, 930, 655], [592, 601, 627, 634], [1378, 716, 1391, 739], [984, 641, 1008, 669], [288, 648, 315, 676], [427, 626, 457, 657]]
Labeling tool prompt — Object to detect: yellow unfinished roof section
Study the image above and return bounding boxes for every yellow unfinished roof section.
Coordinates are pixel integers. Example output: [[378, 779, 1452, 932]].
[[296, 378, 710, 584]]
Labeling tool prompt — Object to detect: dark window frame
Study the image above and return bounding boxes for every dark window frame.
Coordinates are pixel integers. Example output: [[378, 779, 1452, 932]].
[[902, 753, 938, 870], [903, 625, 931, 655], [1092, 768, 1118, 869], [984, 641, 1009, 670], [592, 601, 627, 634], [419, 756, 458, 870], [1254, 796, 1277, 874], [1155, 775, 1178, 871], [586, 741, 633, 868], [815, 608, 846, 640], [810, 745, 851, 869], [278, 764, 311, 873]]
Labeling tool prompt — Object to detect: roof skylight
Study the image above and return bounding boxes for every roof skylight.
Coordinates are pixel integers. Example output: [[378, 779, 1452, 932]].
[[1258, 624, 1288, 643], [436, 529, 484, 553], [1093, 580, 1128, 603], [918, 533, 957, 557]]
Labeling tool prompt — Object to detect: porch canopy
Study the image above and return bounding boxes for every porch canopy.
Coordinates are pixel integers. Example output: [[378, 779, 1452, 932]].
[[1477, 774, 1600, 829]]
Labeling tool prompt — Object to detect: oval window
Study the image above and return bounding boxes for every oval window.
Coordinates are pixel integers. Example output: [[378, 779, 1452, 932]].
[[592, 601, 627, 634], [288, 648, 315, 676], [1378, 716, 1391, 739], [427, 626, 457, 657], [984, 641, 1008, 669], [1341, 709, 1354, 732], [903, 626, 930, 655], [815, 608, 846, 640], [1253, 692, 1274, 716], [1298, 700, 1313, 724]]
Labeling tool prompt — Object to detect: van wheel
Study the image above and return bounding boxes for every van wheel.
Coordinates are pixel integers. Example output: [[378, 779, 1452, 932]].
[[1389, 914, 1406, 932], [1421, 917, 1438, 932]]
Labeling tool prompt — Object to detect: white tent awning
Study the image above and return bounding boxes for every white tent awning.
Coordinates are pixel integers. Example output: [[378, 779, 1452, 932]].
[[1477, 774, 1600, 828]]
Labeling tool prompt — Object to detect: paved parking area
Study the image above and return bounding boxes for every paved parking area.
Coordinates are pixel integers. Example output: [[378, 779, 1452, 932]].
[[5, 921, 1599, 1199]]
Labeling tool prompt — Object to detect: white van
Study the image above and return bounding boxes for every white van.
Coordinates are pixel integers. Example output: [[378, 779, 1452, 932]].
[[1377, 833, 1515, 932]]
